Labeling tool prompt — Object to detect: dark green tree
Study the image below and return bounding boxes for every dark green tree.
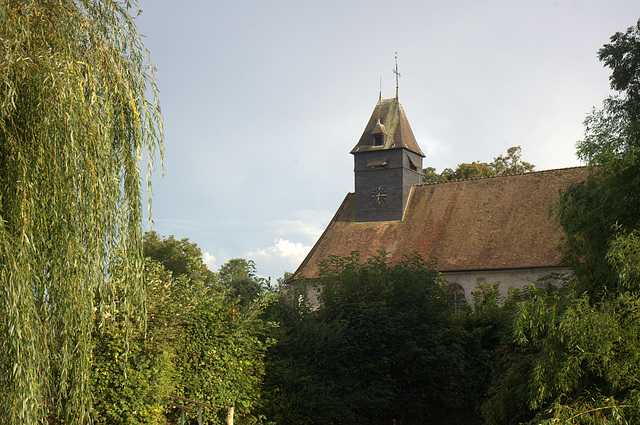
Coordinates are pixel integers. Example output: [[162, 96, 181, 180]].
[[422, 166, 441, 184], [262, 253, 472, 425], [555, 18, 640, 298], [438, 167, 456, 182], [219, 258, 268, 306], [484, 19, 640, 424], [479, 283, 570, 425]]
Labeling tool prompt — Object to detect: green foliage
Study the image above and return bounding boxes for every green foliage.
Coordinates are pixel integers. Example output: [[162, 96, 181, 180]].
[[421, 166, 441, 183], [144, 231, 218, 288], [91, 320, 174, 424], [178, 293, 276, 424], [607, 229, 640, 291], [91, 260, 180, 424], [139, 234, 277, 424], [423, 146, 534, 183], [0, 1, 162, 422], [219, 258, 269, 306], [454, 161, 495, 180], [598, 18, 640, 140], [489, 289, 640, 424], [480, 284, 568, 425], [491, 146, 535, 176], [90, 233, 277, 425], [484, 19, 640, 425], [555, 19, 640, 299], [262, 252, 475, 425]]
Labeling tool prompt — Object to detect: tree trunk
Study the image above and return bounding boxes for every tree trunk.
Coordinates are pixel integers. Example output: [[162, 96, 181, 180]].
[[226, 405, 234, 425]]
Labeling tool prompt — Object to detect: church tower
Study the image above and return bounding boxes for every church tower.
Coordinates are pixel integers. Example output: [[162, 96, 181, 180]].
[[351, 97, 424, 222]]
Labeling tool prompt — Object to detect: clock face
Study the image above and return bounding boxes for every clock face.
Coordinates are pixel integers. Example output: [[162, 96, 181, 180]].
[[371, 187, 387, 204]]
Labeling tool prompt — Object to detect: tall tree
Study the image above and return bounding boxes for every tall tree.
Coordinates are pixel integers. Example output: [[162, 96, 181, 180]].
[[139, 235, 275, 424], [179, 291, 275, 425], [490, 146, 535, 176], [262, 253, 472, 425], [0, 1, 162, 423], [483, 19, 640, 424], [555, 18, 640, 297], [143, 232, 220, 308], [450, 161, 495, 181], [421, 166, 441, 184], [423, 146, 534, 183], [219, 258, 268, 306]]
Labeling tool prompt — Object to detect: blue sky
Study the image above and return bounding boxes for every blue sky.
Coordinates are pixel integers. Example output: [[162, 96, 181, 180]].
[[135, 0, 639, 280]]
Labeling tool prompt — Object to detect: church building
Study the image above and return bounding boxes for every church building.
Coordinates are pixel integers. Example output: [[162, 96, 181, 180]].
[[291, 96, 590, 304]]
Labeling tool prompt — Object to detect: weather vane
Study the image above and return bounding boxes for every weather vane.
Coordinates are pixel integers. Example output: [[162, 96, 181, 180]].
[[393, 51, 401, 98]]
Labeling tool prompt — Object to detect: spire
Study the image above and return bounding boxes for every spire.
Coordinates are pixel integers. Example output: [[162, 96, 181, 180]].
[[393, 51, 401, 99]]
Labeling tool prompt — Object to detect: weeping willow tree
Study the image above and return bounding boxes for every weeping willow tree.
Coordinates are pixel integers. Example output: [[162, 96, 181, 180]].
[[0, 1, 163, 423]]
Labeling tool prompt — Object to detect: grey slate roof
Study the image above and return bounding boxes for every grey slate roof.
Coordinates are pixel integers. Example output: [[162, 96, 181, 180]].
[[350, 98, 425, 157]]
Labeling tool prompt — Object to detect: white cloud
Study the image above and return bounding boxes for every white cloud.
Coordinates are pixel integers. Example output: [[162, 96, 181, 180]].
[[248, 238, 312, 265], [202, 251, 217, 271], [200, 248, 231, 273]]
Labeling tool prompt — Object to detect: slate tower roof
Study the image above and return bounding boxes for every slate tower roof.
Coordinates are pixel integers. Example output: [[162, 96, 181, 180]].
[[350, 98, 425, 157]]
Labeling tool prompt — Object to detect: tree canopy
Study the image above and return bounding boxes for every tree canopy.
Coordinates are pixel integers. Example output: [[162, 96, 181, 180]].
[[483, 18, 640, 424], [219, 258, 268, 306], [555, 18, 640, 297], [0, 1, 162, 423], [423, 145, 535, 184], [144, 231, 218, 289], [91, 233, 276, 424], [261, 253, 480, 425]]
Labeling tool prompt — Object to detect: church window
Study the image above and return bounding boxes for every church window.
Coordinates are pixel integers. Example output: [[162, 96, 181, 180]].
[[447, 283, 466, 311], [373, 134, 384, 147]]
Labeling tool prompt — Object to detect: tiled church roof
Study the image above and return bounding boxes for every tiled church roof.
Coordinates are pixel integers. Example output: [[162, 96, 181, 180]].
[[292, 166, 590, 279]]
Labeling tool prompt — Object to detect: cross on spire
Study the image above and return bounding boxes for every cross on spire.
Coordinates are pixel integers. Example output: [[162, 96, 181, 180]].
[[393, 51, 401, 98]]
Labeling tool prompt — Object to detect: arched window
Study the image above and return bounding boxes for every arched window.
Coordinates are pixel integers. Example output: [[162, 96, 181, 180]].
[[447, 283, 466, 311]]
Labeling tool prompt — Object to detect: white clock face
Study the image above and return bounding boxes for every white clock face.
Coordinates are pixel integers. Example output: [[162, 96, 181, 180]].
[[371, 187, 387, 204]]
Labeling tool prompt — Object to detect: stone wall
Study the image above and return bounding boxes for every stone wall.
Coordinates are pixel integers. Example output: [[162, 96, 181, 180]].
[[441, 266, 571, 303]]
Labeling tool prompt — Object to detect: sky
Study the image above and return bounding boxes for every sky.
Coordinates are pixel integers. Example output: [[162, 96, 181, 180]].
[[135, 0, 640, 280]]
